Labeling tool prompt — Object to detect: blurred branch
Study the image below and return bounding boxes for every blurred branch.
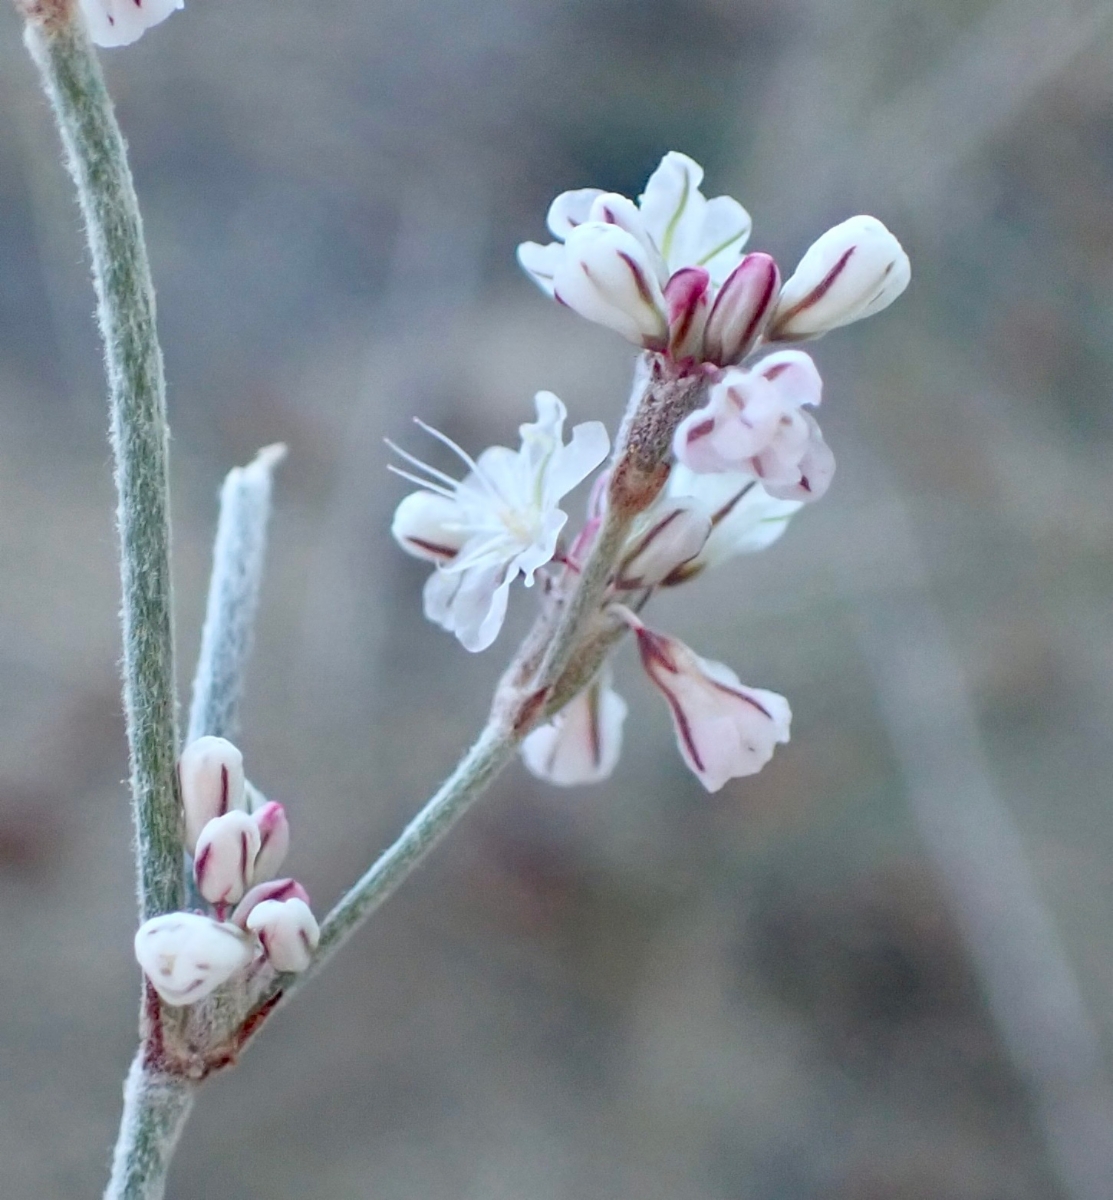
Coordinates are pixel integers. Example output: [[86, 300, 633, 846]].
[[188, 444, 286, 744]]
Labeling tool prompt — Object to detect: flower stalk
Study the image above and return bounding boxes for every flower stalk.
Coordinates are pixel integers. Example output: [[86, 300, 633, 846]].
[[23, 5, 183, 924]]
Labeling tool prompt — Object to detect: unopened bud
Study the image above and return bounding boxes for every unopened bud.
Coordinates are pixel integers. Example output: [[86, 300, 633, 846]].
[[664, 267, 711, 360], [702, 253, 780, 366], [230, 878, 311, 929], [768, 215, 910, 341], [251, 801, 290, 882], [553, 223, 668, 349], [178, 736, 246, 854], [246, 898, 320, 973], [134, 912, 254, 1007], [616, 501, 711, 589], [193, 810, 260, 906]]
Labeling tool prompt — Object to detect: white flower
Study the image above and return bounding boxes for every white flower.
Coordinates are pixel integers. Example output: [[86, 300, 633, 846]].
[[192, 810, 260, 907], [246, 898, 320, 973], [520, 670, 628, 787], [634, 626, 791, 792], [134, 912, 254, 1007], [78, 0, 183, 48], [768, 215, 910, 341], [231, 878, 311, 929], [391, 392, 609, 652], [659, 464, 802, 580], [178, 736, 246, 855], [518, 152, 763, 360], [673, 350, 835, 502]]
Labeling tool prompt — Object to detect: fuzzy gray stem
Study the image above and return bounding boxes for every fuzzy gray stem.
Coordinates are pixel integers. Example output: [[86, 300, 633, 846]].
[[25, 12, 181, 921], [188, 444, 287, 744], [104, 1055, 195, 1200], [235, 721, 519, 1039]]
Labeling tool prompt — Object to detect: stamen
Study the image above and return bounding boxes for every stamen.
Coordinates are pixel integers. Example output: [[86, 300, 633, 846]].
[[413, 418, 509, 505], [384, 438, 460, 491], [386, 464, 455, 499]]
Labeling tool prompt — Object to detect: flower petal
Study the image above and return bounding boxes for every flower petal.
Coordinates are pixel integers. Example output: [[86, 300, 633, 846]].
[[521, 672, 628, 786], [79, 0, 183, 48], [547, 188, 605, 239]]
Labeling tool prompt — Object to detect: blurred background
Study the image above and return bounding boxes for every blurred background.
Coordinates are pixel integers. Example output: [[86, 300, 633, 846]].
[[2, 0, 1113, 1196]]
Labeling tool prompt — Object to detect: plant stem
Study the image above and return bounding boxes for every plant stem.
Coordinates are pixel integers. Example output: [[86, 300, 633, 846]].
[[104, 1055, 195, 1200], [238, 720, 520, 1039], [24, 9, 181, 921], [188, 444, 287, 744]]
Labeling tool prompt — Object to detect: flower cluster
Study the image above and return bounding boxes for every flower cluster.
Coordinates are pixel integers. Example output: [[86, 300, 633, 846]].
[[392, 151, 909, 793], [134, 736, 320, 1007], [78, 0, 183, 48]]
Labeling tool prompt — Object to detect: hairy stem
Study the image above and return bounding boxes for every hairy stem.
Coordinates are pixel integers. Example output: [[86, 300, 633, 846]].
[[25, 10, 181, 921], [105, 1055, 195, 1200], [237, 720, 520, 1042], [188, 444, 286, 744]]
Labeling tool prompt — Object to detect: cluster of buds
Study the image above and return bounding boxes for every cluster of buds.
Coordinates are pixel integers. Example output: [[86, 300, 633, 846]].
[[134, 737, 320, 1007], [392, 151, 909, 792]]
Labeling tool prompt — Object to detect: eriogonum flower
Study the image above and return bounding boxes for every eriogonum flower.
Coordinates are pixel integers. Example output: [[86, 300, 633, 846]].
[[78, 0, 183, 48], [134, 912, 254, 1007], [391, 392, 609, 652], [178, 736, 246, 854], [767, 215, 911, 342], [246, 898, 320, 973], [520, 670, 628, 787], [251, 801, 290, 882], [634, 625, 791, 792], [231, 878, 312, 929], [673, 350, 835, 501], [518, 152, 771, 363]]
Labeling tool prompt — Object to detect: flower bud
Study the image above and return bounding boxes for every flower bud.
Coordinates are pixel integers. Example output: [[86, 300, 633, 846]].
[[521, 672, 628, 787], [546, 188, 604, 238], [251, 801, 290, 882], [178, 736, 246, 854], [78, 0, 184, 48], [616, 501, 712, 589], [663, 267, 711, 361], [702, 253, 780, 366], [193, 810, 261, 907], [231, 878, 311, 929], [635, 626, 791, 792], [246, 898, 320, 973], [768, 216, 910, 341], [134, 912, 254, 1007], [553, 223, 669, 349]]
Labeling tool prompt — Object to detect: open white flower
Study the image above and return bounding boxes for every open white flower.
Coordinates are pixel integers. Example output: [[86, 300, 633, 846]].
[[634, 626, 791, 792], [521, 670, 628, 787], [391, 392, 609, 652], [518, 152, 770, 362], [78, 0, 183, 48], [673, 350, 834, 502]]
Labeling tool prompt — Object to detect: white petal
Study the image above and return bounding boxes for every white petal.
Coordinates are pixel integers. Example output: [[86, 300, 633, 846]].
[[694, 195, 754, 285], [521, 673, 627, 786], [542, 420, 610, 505], [425, 562, 514, 653], [516, 241, 564, 298], [554, 223, 668, 348], [618, 500, 712, 588], [193, 810, 261, 906], [636, 629, 791, 792], [547, 188, 605, 239], [637, 152, 707, 271], [78, 0, 183, 48], [391, 490, 468, 563], [753, 350, 823, 410]]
